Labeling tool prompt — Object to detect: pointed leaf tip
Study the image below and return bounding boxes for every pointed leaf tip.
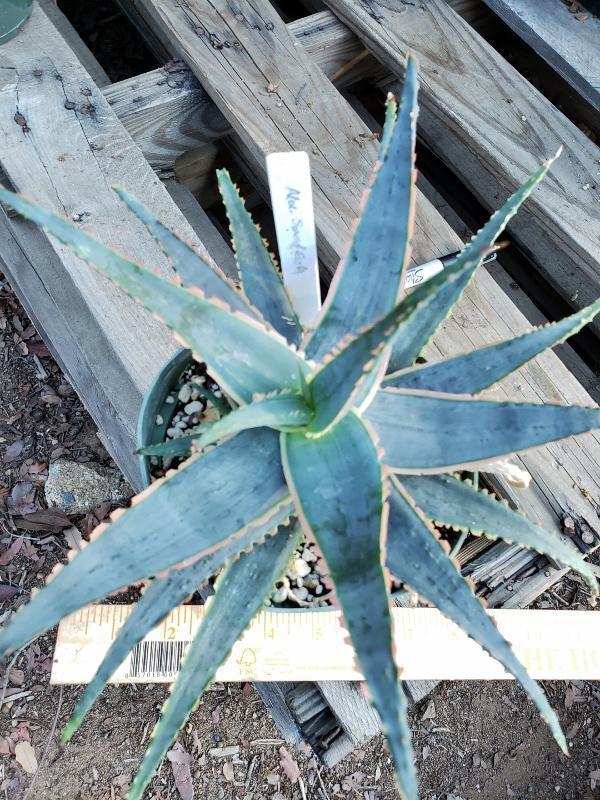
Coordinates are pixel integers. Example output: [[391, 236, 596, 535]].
[[217, 169, 302, 345], [127, 527, 301, 800], [388, 479, 568, 757]]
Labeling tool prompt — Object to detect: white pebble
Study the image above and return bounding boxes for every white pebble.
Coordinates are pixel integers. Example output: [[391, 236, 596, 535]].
[[175, 420, 187, 429], [214, 390, 223, 398], [302, 547, 317, 563], [178, 384, 192, 403], [165, 395, 175, 404], [184, 400, 203, 414], [296, 577, 304, 588], [155, 414, 163, 425], [271, 586, 287, 604], [294, 586, 308, 601], [315, 585, 323, 595], [167, 427, 184, 439], [287, 559, 310, 580]]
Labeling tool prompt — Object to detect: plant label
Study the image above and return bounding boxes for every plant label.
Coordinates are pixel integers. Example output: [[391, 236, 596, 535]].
[[266, 152, 321, 327]]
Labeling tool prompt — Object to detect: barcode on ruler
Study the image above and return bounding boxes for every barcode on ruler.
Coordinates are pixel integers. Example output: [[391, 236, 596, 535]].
[[127, 640, 191, 679]]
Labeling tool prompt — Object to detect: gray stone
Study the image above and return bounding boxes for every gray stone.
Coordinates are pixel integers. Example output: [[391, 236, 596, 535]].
[[45, 459, 133, 515], [271, 586, 287, 604], [178, 383, 192, 404], [184, 400, 203, 414]]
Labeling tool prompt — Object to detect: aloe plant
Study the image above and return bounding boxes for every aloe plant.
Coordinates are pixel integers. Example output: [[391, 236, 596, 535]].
[[1, 56, 599, 800]]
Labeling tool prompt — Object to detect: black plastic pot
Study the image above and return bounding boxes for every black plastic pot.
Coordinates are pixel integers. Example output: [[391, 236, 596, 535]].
[[136, 348, 195, 487], [0, 0, 32, 44]]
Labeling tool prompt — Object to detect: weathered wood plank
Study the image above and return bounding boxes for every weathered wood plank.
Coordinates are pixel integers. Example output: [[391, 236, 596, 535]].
[[102, 12, 380, 172], [37, 0, 111, 88], [132, 0, 600, 543], [317, 682, 380, 747], [104, 63, 230, 172], [480, 0, 600, 114], [326, 0, 600, 336], [134, 0, 394, 275], [0, 3, 219, 487]]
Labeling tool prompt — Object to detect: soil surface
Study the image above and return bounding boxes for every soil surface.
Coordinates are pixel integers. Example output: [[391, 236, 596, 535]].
[[2, 275, 600, 800]]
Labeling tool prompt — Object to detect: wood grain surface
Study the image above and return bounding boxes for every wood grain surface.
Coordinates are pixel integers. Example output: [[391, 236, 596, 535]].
[[326, 0, 600, 334]]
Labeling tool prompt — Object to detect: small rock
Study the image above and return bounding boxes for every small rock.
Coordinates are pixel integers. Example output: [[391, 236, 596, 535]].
[[178, 384, 192, 404], [287, 559, 310, 580], [304, 574, 320, 589], [203, 407, 221, 423], [45, 459, 132, 514], [302, 547, 317, 563], [293, 586, 309, 601], [155, 414, 164, 425], [209, 745, 239, 758], [184, 401, 203, 415], [271, 587, 287, 604]]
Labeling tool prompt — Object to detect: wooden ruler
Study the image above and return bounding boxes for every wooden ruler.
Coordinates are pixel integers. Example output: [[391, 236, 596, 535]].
[[51, 605, 600, 684]]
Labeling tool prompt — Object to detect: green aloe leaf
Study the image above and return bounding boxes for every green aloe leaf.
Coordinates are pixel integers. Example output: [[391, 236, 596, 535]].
[[401, 474, 598, 594], [217, 170, 302, 345], [366, 389, 600, 472], [0, 430, 291, 656], [138, 435, 201, 459], [128, 524, 301, 800], [305, 55, 418, 362], [114, 188, 252, 315], [308, 297, 425, 434], [63, 532, 260, 742], [387, 479, 567, 753], [385, 296, 600, 393], [140, 393, 313, 458], [281, 414, 417, 800], [379, 92, 398, 158], [193, 393, 313, 447], [310, 248, 502, 432], [386, 154, 557, 373], [0, 189, 307, 405]]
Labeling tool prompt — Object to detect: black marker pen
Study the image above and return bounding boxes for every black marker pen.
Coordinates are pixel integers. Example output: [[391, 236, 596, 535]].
[[405, 250, 497, 289]]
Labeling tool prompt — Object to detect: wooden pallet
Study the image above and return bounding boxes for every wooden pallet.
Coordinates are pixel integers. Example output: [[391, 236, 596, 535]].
[[1, 0, 599, 766]]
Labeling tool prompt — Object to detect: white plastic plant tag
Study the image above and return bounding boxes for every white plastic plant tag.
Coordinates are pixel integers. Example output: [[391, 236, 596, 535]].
[[266, 152, 321, 327]]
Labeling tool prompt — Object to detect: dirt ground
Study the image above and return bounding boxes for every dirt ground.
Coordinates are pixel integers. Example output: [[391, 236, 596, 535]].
[[2, 267, 600, 800]]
